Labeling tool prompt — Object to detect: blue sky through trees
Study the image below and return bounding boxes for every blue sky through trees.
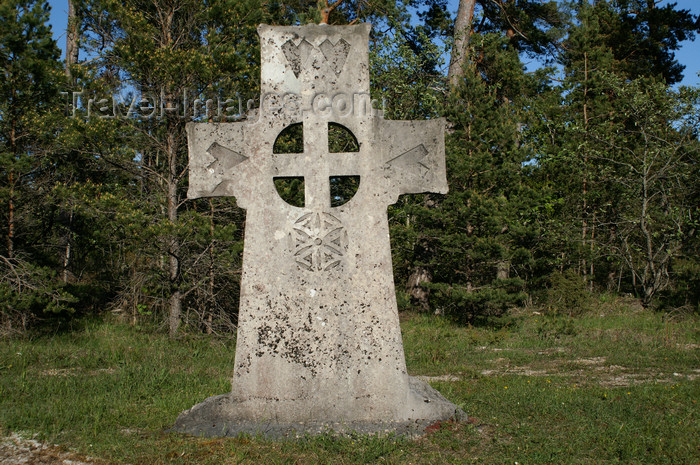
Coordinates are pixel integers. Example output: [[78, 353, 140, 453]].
[[45, 0, 699, 86]]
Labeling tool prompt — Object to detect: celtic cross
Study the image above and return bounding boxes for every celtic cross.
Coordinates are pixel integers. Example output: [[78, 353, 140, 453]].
[[175, 24, 461, 437]]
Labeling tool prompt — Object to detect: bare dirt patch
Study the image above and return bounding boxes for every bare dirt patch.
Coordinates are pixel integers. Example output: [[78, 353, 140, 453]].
[[479, 367, 549, 377], [39, 368, 76, 377], [0, 433, 104, 465], [468, 354, 697, 386], [39, 368, 116, 377], [475, 346, 568, 355], [416, 374, 461, 382]]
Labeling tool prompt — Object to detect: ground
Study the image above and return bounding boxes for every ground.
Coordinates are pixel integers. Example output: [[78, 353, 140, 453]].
[[0, 433, 101, 465], [0, 298, 698, 464]]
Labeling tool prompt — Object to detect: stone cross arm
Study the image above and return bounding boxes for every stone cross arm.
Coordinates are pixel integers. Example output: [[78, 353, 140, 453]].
[[186, 122, 247, 201], [378, 117, 448, 204], [186, 116, 448, 208]]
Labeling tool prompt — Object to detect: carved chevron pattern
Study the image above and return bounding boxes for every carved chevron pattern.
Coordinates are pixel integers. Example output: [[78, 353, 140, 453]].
[[282, 37, 351, 78]]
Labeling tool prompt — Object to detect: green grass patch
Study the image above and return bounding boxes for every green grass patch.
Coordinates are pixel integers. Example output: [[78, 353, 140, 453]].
[[1, 302, 698, 464]]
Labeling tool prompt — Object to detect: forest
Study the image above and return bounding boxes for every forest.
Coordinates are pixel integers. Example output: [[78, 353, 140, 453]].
[[1, 0, 699, 336]]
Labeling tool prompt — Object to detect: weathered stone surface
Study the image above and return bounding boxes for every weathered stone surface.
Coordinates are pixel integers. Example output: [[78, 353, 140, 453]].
[[173, 23, 463, 438]]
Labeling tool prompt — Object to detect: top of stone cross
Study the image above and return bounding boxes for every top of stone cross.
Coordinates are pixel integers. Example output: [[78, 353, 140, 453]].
[[258, 24, 370, 106], [186, 23, 448, 206]]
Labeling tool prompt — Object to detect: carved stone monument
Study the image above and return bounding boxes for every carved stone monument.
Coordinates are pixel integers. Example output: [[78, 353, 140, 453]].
[[172, 23, 465, 437]]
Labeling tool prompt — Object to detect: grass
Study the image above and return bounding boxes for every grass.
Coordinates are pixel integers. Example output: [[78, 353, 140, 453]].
[[0, 298, 698, 464]]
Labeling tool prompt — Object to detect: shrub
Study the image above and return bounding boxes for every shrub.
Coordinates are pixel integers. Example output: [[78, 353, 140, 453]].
[[544, 269, 593, 316]]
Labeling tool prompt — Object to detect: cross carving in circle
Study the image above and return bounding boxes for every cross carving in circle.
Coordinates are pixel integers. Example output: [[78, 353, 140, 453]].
[[271, 118, 361, 210]]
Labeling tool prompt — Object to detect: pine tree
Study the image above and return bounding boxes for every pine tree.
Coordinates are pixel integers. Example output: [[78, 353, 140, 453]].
[[415, 32, 546, 321], [78, 0, 262, 336], [0, 0, 79, 330], [533, 1, 622, 289], [605, 0, 700, 85], [529, 0, 700, 306]]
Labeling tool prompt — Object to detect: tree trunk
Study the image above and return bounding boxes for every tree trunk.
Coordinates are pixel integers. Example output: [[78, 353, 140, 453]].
[[65, 0, 79, 80], [8, 121, 16, 259], [160, 8, 182, 337], [169, 289, 182, 335], [7, 173, 14, 260], [406, 197, 438, 312], [581, 51, 589, 284], [406, 266, 432, 312], [206, 198, 215, 334], [639, 159, 657, 307], [319, 0, 345, 24], [589, 220, 595, 291], [62, 208, 73, 283], [447, 0, 477, 88], [496, 260, 509, 280], [505, 0, 517, 40], [166, 124, 182, 337]]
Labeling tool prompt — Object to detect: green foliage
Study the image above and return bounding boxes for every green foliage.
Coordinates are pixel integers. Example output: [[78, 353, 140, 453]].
[[605, 0, 700, 84], [273, 177, 305, 208], [429, 279, 527, 324], [477, 0, 566, 58], [661, 258, 700, 313], [370, 18, 446, 120], [534, 315, 578, 340], [544, 269, 593, 317], [0, 0, 70, 332], [73, 0, 262, 333], [264, 0, 402, 25], [404, 31, 548, 322], [385, 0, 700, 319], [525, 0, 700, 310], [273, 123, 304, 153], [328, 122, 359, 153], [0, 256, 79, 333], [590, 75, 699, 306]]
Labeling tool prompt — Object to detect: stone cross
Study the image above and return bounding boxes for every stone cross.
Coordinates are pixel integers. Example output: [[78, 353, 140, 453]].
[[173, 24, 464, 437]]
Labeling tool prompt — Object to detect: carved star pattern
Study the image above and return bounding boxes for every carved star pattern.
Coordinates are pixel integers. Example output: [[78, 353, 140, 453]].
[[289, 212, 348, 272]]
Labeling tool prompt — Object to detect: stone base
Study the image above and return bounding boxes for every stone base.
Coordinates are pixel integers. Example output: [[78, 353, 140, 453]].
[[169, 376, 466, 439]]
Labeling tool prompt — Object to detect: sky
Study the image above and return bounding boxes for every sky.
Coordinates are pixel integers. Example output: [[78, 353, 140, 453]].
[[46, 0, 700, 87]]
